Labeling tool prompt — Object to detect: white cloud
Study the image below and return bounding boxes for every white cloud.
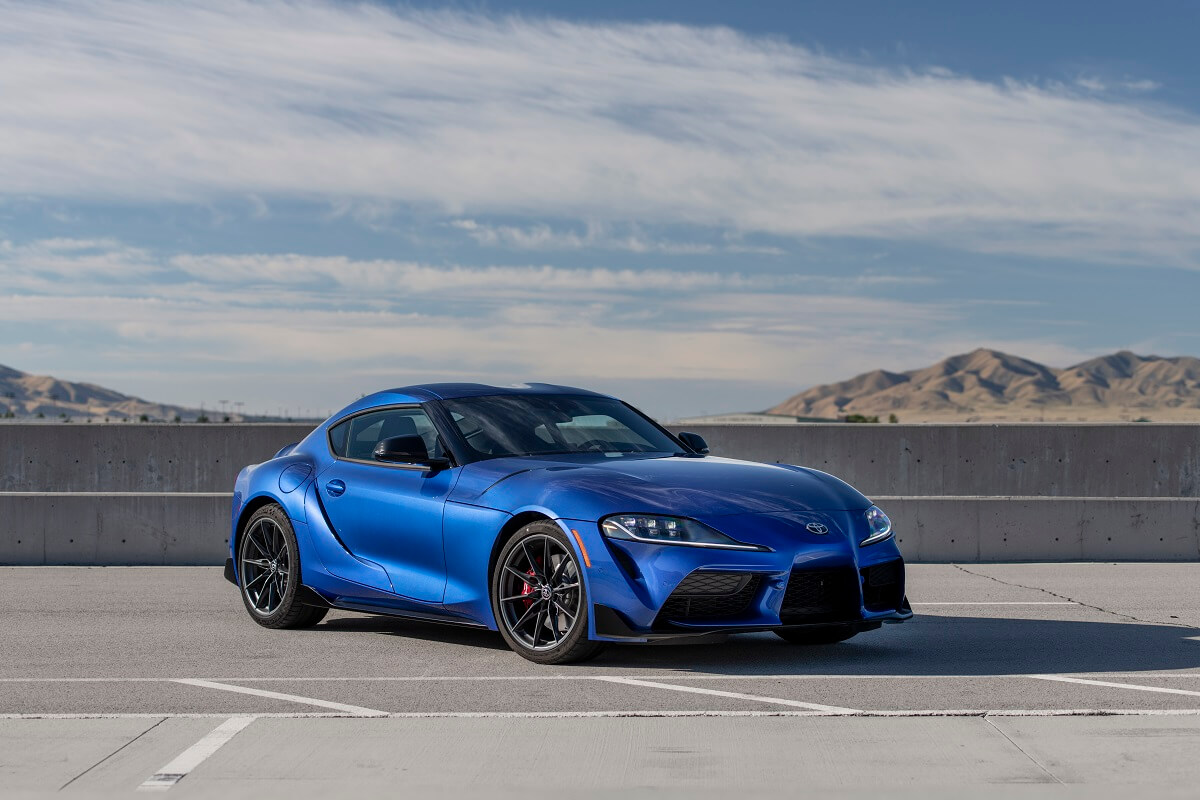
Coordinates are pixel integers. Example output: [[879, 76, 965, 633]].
[[0, 238, 955, 389], [2, 237, 1129, 417], [1121, 79, 1162, 92], [1075, 77, 1109, 92], [1, 1, 1199, 265], [1078, 76, 1163, 94], [449, 219, 778, 255]]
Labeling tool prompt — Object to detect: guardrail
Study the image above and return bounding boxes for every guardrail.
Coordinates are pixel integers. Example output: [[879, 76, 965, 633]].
[[2, 423, 1198, 564]]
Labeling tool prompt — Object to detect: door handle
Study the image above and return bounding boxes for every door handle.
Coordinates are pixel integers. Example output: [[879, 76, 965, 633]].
[[325, 479, 346, 497]]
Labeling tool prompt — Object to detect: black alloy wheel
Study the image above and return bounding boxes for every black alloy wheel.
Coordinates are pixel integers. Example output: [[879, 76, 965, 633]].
[[237, 504, 327, 629], [492, 521, 604, 664]]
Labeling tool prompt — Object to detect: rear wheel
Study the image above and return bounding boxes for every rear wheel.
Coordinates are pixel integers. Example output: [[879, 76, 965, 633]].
[[238, 504, 327, 629], [491, 522, 604, 664], [774, 626, 858, 645]]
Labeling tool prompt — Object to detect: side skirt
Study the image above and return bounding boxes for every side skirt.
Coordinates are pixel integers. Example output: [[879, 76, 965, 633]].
[[297, 585, 489, 630]]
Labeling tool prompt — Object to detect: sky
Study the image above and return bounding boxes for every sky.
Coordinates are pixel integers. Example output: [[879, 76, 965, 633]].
[[2, 0, 1200, 420]]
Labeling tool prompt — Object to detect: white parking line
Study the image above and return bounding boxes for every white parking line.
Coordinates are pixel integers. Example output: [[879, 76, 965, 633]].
[[0, 712, 362, 719], [592, 676, 860, 713], [6, 709, 1200, 720], [1029, 675, 1200, 698], [137, 715, 254, 791], [912, 602, 1078, 606], [3, 672, 1199, 683], [173, 678, 387, 717]]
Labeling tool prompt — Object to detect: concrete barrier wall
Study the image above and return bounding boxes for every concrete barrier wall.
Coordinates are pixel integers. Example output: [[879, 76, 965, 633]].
[[4, 422, 1199, 497], [0, 493, 230, 565], [877, 496, 1200, 562], [2, 423, 1199, 565], [671, 424, 1200, 498], [1, 493, 1195, 566], [0, 424, 314, 493]]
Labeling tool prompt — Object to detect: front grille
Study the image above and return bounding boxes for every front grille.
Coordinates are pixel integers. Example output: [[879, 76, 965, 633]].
[[861, 558, 904, 612], [655, 571, 761, 623], [779, 568, 860, 624]]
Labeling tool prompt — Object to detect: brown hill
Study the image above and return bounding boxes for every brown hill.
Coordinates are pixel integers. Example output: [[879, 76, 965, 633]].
[[0, 364, 240, 422], [768, 349, 1200, 422]]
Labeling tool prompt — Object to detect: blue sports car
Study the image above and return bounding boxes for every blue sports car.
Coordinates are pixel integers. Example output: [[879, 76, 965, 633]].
[[225, 383, 911, 663]]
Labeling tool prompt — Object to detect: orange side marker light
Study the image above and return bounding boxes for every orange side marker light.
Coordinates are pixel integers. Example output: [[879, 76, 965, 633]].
[[570, 529, 592, 568]]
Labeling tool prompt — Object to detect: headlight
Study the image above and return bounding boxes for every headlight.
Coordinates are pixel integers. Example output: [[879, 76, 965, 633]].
[[860, 505, 893, 546], [600, 514, 767, 551]]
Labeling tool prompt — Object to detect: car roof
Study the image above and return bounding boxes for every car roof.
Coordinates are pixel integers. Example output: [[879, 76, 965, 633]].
[[326, 383, 614, 420], [391, 382, 610, 401]]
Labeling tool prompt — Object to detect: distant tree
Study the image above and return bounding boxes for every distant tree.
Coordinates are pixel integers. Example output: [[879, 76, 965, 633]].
[[844, 414, 880, 424], [222, 415, 231, 423], [139, 414, 150, 422], [173, 414, 182, 423], [36, 412, 45, 418], [888, 413, 899, 424], [196, 414, 210, 423]]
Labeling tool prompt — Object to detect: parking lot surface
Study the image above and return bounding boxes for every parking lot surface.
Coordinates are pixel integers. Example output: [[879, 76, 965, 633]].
[[2, 563, 1199, 797]]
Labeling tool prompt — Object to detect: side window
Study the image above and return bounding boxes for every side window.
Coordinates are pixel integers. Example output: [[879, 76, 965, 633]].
[[329, 408, 445, 462], [328, 419, 351, 457]]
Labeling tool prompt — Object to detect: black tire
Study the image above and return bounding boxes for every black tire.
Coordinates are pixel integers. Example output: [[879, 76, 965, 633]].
[[491, 521, 605, 665], [774, 626, 859, 645], [237, 504, 327, 629]]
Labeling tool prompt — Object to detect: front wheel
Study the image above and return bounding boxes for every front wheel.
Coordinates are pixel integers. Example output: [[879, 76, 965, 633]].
[[491, 522, 604, 664], [774, 626, 859, 645], [238, 504, 327, 629]]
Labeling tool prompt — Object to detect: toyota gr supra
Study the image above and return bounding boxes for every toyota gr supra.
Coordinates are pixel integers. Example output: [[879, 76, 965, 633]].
[[225, 383, 911, 663]]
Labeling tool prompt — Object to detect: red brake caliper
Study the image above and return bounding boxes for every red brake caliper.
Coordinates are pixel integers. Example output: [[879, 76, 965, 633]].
[[520, 567, 537, 609]]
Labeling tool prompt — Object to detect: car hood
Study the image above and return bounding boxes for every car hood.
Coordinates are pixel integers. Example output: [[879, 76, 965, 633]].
[[449, 454, 871, 520]]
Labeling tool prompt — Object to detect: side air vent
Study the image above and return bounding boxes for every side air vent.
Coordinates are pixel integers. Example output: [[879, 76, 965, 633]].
[[861, 558, 905, 612]]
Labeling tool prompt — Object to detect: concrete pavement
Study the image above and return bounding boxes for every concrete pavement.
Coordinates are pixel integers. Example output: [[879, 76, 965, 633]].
[[2, 564, 1200, 796]]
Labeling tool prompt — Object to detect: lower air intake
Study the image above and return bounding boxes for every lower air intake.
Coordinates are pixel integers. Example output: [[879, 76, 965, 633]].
[[779, 568, 861, 624]]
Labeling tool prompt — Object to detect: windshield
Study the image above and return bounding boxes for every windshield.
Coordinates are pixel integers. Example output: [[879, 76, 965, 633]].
[[441, 394, 683, 459]]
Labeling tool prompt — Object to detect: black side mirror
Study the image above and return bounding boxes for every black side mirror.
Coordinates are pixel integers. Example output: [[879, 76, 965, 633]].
[[678, 431, 709, 455], [373, 435, 450, 470]]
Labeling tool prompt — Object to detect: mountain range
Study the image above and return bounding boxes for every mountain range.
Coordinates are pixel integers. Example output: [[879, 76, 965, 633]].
[[5, 349, 1200, 424], [767, 349, 1200, 422], [0, 364, 241, 422]]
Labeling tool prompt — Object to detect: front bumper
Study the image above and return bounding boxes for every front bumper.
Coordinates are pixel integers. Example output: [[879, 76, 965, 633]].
[[594, 597, 912, 641], [562, 510, 911, 643]]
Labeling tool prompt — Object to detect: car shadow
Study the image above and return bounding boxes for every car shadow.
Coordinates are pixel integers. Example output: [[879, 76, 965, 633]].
[[591, 615, 1200, 675], [311, 612, 1200, 675], [317, 613, 510, 651]]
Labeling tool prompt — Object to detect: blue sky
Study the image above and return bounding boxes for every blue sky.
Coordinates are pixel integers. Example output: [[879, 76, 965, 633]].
[[2, 1, 1199, 419]]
